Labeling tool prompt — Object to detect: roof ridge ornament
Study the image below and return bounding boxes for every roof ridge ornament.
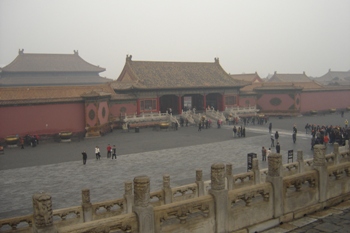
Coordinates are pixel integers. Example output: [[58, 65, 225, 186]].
[[18, 49, 24, 55], [74, 50, 79, 55], [126, 54, 132, 61], [214, 57, 219, 63]]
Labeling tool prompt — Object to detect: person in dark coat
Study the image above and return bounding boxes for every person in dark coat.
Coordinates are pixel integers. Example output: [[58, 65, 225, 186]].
[[261, 147, 267, 161], [276, 142, 281, 153], [112, 145, 117, 159], [275, 131, 279, 143], [82, 151, 87, 165]]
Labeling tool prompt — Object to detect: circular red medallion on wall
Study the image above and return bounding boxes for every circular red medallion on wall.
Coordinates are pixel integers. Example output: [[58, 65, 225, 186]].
[[98, 102, 109, 125], [86, 103, 98, 127]]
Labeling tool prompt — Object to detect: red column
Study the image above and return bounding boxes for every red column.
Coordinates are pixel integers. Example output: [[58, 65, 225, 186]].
[[236, 94, 240, 107], [221, 94, 225, 111], [137, 99, 140, 115], [156, 96, 160, 112], [178, 95, 182, 114], [203, 94, 207, 110]]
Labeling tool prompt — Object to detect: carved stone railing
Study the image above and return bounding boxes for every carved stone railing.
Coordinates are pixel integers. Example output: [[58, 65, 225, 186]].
[[181, 110, 195, 124], [59, 213, 138, 233], [171, 183, 198, 202], [327, 162, 350, 180], [0, 215, 32, 233], [229, 183, 271, 207], [205, 109, 226, 123], [260, 168, 268, 183], [154, 195, 213, 231], [283, 162, 299, 176], [232, 171, 254, 188], [284, 171, 317, 192], [224, 105, 259, 118], [123, 111, 169, 124], [150, 190, 163, 206], [91, 198, 125, 220], [305, 158, 313, 168], [52, 206, 82, 227]]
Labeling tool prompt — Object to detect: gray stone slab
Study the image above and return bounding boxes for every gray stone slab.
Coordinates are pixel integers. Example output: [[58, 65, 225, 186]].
[[314, 222, 342, 232]]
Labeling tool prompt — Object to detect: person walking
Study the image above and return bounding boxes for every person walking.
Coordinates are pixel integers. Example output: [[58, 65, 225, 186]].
[[261, 146, 267, 161], [82, 151, 87, 165], [345, 119, 348, 128], [323, 134, 329, 148], [276, 142, 281, 153], [269, 122, 272, 133], [95, 146, 100, 160], [233, 126, 237, 137], [274, 131, 279, 143], [292, 132, 297, 144], [198, 122, 202, 131], [107, 144, 112, 158], [270, 134, 275, 147], [112, 145, 117, 159], [266, 148, 272, 158]]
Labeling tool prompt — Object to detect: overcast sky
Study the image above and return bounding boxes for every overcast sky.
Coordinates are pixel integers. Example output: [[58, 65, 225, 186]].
[[1, 0, 349, 79]]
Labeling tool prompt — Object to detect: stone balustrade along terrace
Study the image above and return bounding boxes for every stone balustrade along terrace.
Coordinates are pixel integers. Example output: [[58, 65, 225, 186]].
[[0, 143, 349, 233]]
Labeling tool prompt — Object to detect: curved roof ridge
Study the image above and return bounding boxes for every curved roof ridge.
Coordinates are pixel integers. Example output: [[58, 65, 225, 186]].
[[2, 51, 105, 73]]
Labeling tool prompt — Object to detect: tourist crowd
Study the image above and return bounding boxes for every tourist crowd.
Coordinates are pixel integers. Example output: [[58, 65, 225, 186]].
[[305, 123, 350, 149]]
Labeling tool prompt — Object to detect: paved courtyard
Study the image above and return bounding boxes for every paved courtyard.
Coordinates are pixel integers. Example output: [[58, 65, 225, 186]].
[[0, 112, 349, 232]]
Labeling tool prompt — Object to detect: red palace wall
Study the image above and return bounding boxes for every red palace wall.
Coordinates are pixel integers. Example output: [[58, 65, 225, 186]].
[[0, 103, 85, 139], [300, 90, 350, 113], [239, 96, 257, 107], [257, 93, 298, 112], [109, 101, 137, 118]]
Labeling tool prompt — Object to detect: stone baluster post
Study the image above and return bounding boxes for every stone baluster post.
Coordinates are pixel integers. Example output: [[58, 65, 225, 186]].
[[313, 144, 327, 203], [266, 153, 283, 218], [162, 174, 172, 204], [196, 169, 205, 196], [226, 163, 234, 190], [252, 158, 261, 184], [32, 192, 58, 233], [133, 176, 155, 233], [81, 189, 92, 222], [209, 163, 228, 233], [297, 150, 304, 173], [124, 181, 133, 213], [333, 143, 340, 165]]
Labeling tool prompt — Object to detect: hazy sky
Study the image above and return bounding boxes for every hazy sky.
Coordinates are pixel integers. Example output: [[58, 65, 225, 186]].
[[1, 0, 349, 79]]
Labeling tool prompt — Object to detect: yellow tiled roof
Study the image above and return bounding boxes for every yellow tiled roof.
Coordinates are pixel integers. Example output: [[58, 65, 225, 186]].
[[2, 51, 105, 73], [0, 84, 127, 105], [240, 81, 324, 92], [112, 57, 247, 90]]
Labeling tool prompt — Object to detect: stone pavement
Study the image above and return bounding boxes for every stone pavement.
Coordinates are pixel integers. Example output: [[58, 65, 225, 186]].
[[0, 112, 349, 232], [262, 200, 350, 233]]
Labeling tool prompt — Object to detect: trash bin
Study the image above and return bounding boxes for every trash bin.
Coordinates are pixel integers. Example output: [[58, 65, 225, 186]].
[[135, 127, 140, 133]]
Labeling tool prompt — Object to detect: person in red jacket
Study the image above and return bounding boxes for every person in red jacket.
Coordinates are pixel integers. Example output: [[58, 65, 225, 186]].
[[323, 134, 329, 148], [107, 144, 112, 158]]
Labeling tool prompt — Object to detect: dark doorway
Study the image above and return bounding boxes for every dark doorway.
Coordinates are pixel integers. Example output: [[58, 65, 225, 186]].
[[206, 93, 222, 111], [160, 95, 178, 114]]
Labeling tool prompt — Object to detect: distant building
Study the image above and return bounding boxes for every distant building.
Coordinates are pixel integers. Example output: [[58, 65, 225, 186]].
[[230, 72, 264, 84], [267, 71, 312, 82], [111, 55, 247, 114], [0, 49, 111, 86], [1, 52, 350, 140], [314, 69, 350, 86]]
